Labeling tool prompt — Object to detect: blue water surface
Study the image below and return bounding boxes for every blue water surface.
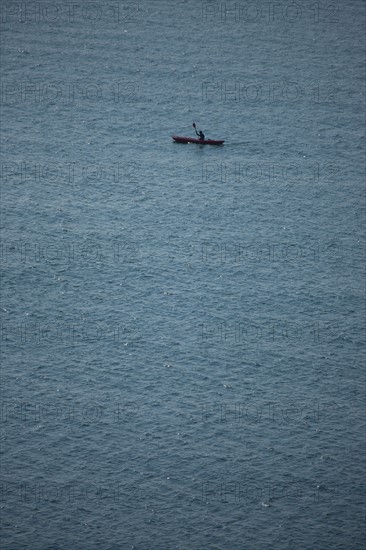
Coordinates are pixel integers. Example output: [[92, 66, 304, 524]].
[[1, 1, 365, 548]]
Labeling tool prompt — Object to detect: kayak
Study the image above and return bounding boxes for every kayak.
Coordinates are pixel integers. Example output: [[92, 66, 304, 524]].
[[172, 135, 224, 146]]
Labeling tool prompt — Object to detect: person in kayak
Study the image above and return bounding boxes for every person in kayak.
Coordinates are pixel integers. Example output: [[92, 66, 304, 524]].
[[195, 128, 205, 141], [193, 123, 205, 141]]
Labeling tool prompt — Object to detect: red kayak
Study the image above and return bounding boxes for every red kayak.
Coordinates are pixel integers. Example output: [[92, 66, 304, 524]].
[[172, 135, 224, 146]]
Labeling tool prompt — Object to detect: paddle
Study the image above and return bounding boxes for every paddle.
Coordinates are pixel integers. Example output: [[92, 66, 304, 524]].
[[192, 122, 200, 139]]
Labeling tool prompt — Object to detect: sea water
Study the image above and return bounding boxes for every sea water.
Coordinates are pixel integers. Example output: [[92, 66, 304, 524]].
[[1, 1, 365, 548]]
